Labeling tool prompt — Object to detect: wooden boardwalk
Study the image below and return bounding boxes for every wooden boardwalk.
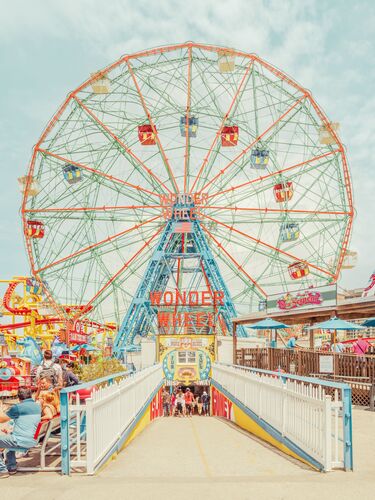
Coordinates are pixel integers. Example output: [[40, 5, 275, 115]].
[[2, 409, 375, 500]]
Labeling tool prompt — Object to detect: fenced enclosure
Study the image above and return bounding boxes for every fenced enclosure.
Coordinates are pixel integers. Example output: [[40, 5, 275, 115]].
[[235, 347, 375, 406], [212, 363, 353, 471], [60, 364, 163, 475]]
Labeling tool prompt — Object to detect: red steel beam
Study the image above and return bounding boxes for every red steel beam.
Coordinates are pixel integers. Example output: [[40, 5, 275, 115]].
[[78, 226, 164, 316], [201, 213, 335, 278], [38, 149, 162, 200], [198, 95, 306, 194], [35, 215, 162, 274], [190, 59, 253, 193], [126, 60, 179, 193], [72, 95, 174, 196], [207, 150, 340, 201], [200, 223, 267, 296]]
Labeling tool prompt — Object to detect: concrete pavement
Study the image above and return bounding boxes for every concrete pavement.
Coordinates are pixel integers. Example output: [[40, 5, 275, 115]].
[[2, 408, 375, 500]]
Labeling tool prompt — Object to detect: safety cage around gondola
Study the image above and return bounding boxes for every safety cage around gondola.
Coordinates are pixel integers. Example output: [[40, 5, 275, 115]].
[[25, 220, 45, 239], [138, 124, 157, 145], [63, 164, 82, 185]]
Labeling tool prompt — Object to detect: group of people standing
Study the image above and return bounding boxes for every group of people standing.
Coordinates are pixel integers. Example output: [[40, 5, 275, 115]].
[[0, 349, 80, 478], [162, 387, 210, 417]]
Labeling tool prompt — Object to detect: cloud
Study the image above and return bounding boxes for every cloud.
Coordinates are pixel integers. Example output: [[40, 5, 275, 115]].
[[0, 0, 374, 295]]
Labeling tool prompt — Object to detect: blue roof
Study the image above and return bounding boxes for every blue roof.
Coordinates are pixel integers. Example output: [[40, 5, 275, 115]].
[[362, 317, 375, 327], [308, 316, 365, 331], [248, 317, 290, 330]]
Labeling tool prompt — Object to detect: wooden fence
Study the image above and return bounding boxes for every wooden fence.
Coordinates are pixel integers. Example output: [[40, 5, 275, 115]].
[[235, 348, 375, 407]]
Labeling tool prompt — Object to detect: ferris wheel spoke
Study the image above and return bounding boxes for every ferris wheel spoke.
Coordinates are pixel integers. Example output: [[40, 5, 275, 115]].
[[25, 205, 162, 214], [78, 226, 163, 317], [37, 148, 162, 202], [190, 60, 254, 194], [207, 149, 340, 202], [72, 95, 173, 196], [126, 60, 179, 193], [198, 95, 306, 194], [183, 44, 193, 192], [200, 223, 267, 296], [35, 215, 162, 274], [203, 206, 349, 216], [201, 213, 334, 279]]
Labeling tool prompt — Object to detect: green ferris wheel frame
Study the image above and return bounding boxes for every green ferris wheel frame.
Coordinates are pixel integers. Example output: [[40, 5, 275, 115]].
[[21, 42, 354, 326]]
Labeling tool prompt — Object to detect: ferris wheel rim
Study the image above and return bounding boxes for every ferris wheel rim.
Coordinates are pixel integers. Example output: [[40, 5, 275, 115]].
[[21, 42, 354, 322]]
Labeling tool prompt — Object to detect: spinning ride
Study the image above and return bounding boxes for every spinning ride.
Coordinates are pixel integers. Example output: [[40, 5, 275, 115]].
[[21, 43, 354, 353]]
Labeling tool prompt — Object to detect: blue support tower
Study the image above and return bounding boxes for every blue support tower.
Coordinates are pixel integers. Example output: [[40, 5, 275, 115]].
[[113, 208, 248, 357]]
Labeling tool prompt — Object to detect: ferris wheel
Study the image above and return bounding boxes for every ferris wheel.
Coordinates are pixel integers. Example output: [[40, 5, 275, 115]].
[[21, 42, 354, 328]]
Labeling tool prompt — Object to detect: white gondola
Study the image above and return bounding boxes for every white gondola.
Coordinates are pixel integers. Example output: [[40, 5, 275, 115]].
[[218, 51, 235, 73], [91, 72, 110, 94], [319, 122, 340, 145], [342, 250, 358, 270], [18, 176, 40, 196]]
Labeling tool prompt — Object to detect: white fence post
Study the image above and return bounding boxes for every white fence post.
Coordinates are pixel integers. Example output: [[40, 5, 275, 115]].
[[211, 362, 349, 471], [324, 395, 332, 472]]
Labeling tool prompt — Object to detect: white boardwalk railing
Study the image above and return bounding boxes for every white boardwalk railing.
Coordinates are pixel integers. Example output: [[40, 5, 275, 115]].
[[211, 363, 353, 471], [61, 364, 163, 475]]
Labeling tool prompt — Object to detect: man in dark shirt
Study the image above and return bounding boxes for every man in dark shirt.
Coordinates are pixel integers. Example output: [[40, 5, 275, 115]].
[[0, 387, 41, 477]]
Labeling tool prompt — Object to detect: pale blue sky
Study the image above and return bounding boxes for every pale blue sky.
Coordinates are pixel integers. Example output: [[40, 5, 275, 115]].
[[0, 0, 374, 292]]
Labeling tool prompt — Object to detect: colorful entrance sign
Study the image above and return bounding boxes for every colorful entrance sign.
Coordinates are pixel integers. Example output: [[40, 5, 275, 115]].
[[158, 335, 215, 384], [266, 284, 337, 314]]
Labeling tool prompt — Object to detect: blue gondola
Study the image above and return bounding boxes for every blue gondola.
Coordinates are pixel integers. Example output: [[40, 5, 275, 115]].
[[250, 148, 269, 169], [280, 222, 300, 242], [180, 116, 199, 138], [63, 164, 82, 185]]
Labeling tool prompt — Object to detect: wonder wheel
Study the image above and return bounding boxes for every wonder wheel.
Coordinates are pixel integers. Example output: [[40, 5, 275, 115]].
[[21, 42, 353, 330]]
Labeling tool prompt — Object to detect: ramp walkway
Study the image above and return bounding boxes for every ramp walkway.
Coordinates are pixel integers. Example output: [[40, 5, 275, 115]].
[[2, 410, 375, 500]]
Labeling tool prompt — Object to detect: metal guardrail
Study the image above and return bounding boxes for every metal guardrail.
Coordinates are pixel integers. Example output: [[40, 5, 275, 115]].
[[60, 364, 163, 475], [211, 363, 353, 471]]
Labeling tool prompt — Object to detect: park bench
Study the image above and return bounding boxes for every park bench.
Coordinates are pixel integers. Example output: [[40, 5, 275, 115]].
[[8, 414, 61, 472]]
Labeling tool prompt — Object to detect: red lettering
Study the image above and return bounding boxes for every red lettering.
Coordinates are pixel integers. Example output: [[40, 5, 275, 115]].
[[158, 312, 170, 327], [150, 291, 163, 305], [175, 289, 187, 305], [196, 312, 205, 327], [164, 291, 174, 305], [189, 291, 199, 305], [202, 291, 211, 306], [214, 291, 224, 305]]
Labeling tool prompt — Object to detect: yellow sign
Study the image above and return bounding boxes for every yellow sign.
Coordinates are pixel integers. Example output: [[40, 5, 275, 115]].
[[158, 335, 215, 384]]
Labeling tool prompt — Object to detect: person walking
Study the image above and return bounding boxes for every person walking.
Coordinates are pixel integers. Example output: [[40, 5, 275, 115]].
[[175, 390, 185, 417], [184, 388, 194, 417], [162, 388, 171, 417], [0, 387, 41, 478], [171, 391, 177, 416], [196, 395, 203, 416], [202, 391, 210, 416], [36, 350, 63, 388]]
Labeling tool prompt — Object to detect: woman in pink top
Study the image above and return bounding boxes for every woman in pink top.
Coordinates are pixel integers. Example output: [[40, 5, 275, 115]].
[[352, 334, 369, 356]]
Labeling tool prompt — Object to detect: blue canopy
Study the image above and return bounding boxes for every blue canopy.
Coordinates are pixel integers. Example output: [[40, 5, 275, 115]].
[[248, 317, 291, 330], [71, 344, 99, 352], [308, 316, 365, 331], [362, 317, 375, 327]]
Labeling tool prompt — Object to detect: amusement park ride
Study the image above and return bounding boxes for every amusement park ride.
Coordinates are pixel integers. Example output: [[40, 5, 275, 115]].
[[1, 42, 360, 386]]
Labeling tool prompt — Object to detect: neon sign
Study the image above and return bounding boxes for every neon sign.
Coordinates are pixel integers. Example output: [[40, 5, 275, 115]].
[[277, 290, 322, 310]]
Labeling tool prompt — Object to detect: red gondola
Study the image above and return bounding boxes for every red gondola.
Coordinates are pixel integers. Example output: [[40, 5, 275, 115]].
[[288, 261, 309, 280], [25, 221, 45, 239], [273, 182, 293, 202], [138, 125, 156, 145], [221, 126, 239, 146]]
